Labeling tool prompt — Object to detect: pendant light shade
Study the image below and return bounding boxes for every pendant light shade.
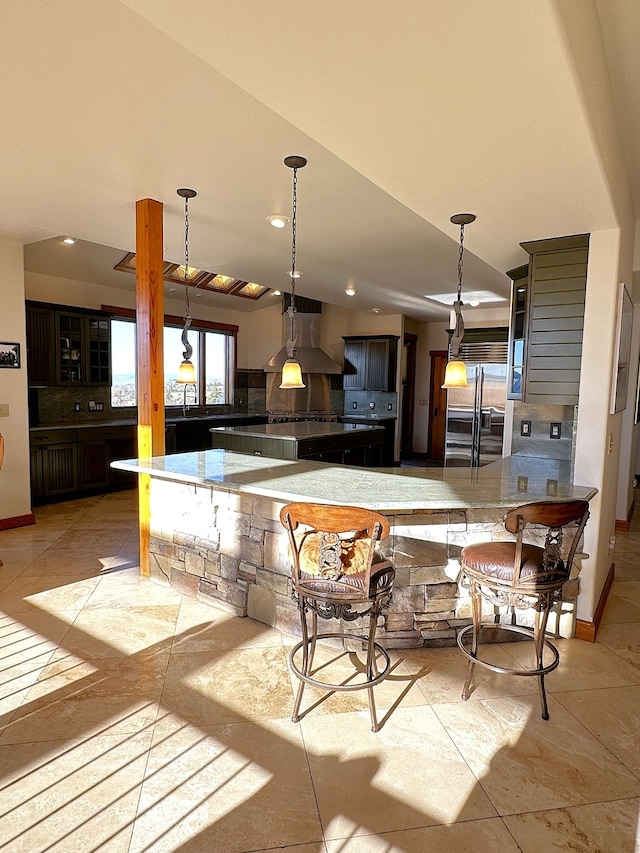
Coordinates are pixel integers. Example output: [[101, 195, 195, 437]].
[[441, 213, 475, 390], [441, 359, 468, 389], [279, 358, 305, 389], [280, 155, 307, 390], [177, 359, 196, 384]]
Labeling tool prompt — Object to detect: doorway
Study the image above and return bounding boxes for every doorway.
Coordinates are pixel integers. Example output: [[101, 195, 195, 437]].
[[400, 333, 417, 459], [427, 350, 448, 461]]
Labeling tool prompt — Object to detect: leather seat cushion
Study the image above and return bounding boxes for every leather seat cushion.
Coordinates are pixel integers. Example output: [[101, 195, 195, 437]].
[[461, 541, 567, 586], [298, 561, 394, 597]]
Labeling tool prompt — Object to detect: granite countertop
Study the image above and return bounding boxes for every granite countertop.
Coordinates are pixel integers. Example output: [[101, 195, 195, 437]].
[[111, 451, 597, 513], [211, 422, 384, 441], [339, 414, 397, 421]]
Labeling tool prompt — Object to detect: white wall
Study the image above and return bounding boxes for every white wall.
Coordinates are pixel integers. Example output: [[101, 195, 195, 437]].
[[0, 241, 31, 521], [574, 228, 634, 622]]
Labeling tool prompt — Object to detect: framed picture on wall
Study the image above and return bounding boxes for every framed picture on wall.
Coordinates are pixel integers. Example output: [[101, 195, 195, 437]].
[[610, 283, 633, 414], [0, 342, 20, 368]]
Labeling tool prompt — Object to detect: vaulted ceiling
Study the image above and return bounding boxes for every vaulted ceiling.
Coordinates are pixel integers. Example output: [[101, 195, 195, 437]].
[[5, 0, 640, 320]]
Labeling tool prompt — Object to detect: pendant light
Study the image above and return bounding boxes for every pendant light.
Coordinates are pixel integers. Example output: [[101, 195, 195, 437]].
[[441, 213, 476, 389], [176, 188, 197, 386], [279, 155, 307, 390]]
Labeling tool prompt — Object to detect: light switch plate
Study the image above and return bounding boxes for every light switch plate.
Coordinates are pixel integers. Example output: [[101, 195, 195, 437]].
[[550, 422, 561, 439], [520, 420, 531, 436], [0, 403, 9, 417]]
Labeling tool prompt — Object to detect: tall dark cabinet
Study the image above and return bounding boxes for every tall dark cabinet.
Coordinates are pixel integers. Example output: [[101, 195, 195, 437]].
[[342, 335, 399, 391]]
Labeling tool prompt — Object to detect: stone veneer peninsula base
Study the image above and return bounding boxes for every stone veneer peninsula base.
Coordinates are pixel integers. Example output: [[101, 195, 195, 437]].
[[112, 451, 597, 648]]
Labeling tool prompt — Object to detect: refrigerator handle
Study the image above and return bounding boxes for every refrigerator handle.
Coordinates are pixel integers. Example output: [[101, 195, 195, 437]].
[[471, 366, 483, 467]]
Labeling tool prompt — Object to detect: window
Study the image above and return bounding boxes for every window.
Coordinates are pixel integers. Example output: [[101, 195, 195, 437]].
[[109, 311, 235, 408]]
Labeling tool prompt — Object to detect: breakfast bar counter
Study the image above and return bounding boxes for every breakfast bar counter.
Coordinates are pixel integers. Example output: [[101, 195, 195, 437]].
[[112, 451, 597, 647]]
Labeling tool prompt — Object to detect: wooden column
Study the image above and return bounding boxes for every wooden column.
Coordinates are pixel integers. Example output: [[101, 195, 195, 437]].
[[135, 198, 165, 578]]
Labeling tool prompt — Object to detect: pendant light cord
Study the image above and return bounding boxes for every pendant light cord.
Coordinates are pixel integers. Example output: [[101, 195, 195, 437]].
[[456, 222, 465, 304]]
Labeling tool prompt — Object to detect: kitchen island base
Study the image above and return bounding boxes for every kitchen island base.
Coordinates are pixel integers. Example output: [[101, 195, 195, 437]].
[[130, 452, 594, 648]]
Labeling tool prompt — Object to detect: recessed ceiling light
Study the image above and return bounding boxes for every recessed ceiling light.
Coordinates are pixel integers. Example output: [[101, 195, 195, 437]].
[[372, 307, 381, 314], [345, 286, 357, 296], [61, 236, 77, 245], [273, 289, 282, 296], [267, 214, 290, 229], [468, 300, 480, 307]]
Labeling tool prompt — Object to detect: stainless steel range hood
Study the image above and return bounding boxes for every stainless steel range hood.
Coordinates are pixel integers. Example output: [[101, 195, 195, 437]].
[[264, 296, 342, 374]]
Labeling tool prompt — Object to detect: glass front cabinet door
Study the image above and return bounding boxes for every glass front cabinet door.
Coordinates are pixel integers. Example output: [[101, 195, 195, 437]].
[[506, 264, 529, 401]]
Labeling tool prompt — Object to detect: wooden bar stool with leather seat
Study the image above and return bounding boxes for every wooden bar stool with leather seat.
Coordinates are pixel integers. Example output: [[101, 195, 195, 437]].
[[280, 501, 395, 732], [457, 499, 589, 720]]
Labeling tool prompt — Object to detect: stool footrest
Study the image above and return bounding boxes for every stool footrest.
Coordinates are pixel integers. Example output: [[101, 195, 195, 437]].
[[456, 623, 560, 678], [289, 632, 391, 691]]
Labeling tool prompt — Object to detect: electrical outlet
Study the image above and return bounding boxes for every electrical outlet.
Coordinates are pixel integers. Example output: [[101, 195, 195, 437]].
[[608, 433, 614, 454], [352, 401, 358, 409], [546, 479, 558, 496], [369, 401, 375, 410], [387, 403, 393, 411], [521, 420, 531, 436], [74, 402, 81, 413], [609, 535, 616, 550], [550, 422, 561, 439]]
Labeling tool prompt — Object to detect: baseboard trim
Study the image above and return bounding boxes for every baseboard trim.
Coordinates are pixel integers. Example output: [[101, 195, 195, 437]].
[[615, 501, 635, 532], [0, 512, 36, 531], [575, 561, 615, 643]]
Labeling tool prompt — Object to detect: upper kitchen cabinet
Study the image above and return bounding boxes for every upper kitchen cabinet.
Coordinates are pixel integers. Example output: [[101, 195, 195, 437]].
[[342, 335, 399, 391], [26, 301, 112, 387], [507, 234, 589, 406], [505, 264, 529, 401]]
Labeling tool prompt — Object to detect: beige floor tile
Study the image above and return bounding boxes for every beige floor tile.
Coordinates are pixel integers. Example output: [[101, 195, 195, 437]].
[[0, 611, 76, 668], [500, 636, 640, 692], [301, 705, 497, 840], [0, 551, 39, 577], [597, 621, 640, 668], [128, 716, 323, 853], [610, 556, 640, 582], [0, 730, 151, 852], [161, 645, 294, 726], [85, 572, 183, 610], [0, 574, 100, 614], [433, 695, 640, 815], [172, 597, 284, 653], [503, 798, 640, 853], [610, 579, 640, 605], [255, 845, 326, 853], [554, 684, 640, 776], [0, 650, 168, 744], [601, 592, 640, 625], [400, 643, 538, 705], [0, 655, 51, 720], [325, 817, 521, 852], [20, 548, 116, 577], [60, 603, 179, 658]]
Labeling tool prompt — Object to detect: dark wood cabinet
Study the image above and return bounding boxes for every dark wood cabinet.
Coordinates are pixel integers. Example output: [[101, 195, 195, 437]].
[[25, 305, 56, 386], [30, 429, 79, 500], [26, 301, 112, 387], [30, 424, 137, 502], [342, 335, 398, 391]]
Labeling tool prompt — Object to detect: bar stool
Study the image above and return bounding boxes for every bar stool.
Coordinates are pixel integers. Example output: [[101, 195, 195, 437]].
[[457, 499, 589, 719], [0, 433, 4, 567], [280, 502, 395, 732]]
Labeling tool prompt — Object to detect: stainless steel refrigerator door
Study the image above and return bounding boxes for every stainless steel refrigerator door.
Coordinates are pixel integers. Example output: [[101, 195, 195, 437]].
[[476, 363, 507, 466], [444, 365, 478, 467]]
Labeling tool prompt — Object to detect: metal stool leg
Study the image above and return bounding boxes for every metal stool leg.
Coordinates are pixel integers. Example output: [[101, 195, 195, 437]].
[[533, 602, 552, 720], [462, 583, 482, 701]]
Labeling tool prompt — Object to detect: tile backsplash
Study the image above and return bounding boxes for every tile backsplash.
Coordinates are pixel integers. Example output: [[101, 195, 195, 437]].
[[511, 402, 577, 463]]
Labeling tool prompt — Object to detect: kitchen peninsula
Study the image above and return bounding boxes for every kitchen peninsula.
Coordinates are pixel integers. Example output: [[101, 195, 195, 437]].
[[112, 450, 597, 648]]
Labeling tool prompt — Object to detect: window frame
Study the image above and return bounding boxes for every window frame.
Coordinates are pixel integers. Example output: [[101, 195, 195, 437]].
[[104, 305, 238, 408]]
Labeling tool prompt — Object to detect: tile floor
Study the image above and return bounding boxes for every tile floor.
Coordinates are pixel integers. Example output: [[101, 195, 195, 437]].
[[0, 490, 639, 852]]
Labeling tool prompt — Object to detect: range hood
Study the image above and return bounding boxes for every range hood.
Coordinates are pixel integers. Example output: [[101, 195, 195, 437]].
[[264, 295, 342, 375]]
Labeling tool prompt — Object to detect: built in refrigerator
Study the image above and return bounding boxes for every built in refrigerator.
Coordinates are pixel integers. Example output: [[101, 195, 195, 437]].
[[444, 341, 508, 468]]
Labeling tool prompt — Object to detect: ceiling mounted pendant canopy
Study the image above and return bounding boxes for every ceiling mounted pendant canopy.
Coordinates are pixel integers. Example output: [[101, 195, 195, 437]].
[[176, 188, 197, 387], [442, 212, 476, 390], [279, 155, 307, 390]]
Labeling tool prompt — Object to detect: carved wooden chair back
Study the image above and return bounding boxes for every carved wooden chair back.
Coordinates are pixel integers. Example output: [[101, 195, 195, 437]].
[[280, 501, 390, 602]]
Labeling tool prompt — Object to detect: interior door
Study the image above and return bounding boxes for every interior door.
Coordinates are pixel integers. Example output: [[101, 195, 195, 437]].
[[428, 351, 448, 460]]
